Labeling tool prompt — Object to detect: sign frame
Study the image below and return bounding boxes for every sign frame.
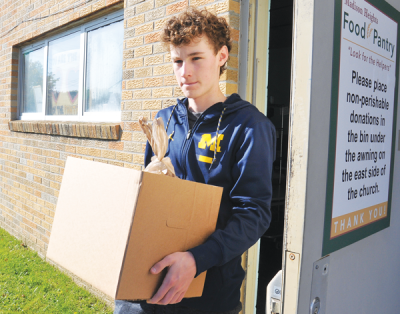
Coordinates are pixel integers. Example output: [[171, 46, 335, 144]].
[[323, 0, 400, 256]]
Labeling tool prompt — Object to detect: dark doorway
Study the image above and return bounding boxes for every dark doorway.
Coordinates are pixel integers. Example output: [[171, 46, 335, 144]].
[[256, 0, 293, 313]]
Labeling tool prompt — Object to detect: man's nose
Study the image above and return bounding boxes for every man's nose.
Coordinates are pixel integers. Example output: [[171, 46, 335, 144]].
[[181, 61, 192, 77]]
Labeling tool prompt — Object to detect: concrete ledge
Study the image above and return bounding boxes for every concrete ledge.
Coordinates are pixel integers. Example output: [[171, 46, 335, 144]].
[[8, 120, 121, 140]]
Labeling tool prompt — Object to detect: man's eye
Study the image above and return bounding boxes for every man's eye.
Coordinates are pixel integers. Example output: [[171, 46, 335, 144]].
[[174, 60, 182, 64], [193, 57, 201, 61]]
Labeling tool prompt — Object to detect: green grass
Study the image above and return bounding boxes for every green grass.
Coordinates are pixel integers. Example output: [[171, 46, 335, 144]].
[[0, 228, 113, 314]]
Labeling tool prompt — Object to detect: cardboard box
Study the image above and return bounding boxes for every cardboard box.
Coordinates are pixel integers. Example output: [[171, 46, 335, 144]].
[[46, 157, 222, 300]]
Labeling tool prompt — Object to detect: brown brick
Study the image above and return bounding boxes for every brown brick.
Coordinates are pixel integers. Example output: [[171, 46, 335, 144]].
[[122, 91, 133, 100], [144, 77, 163, 87], [79, 5, 92, 17], [220, 69, 238, 82], [145, 8, 164, 22], [225, 83, 238, 95], [164, 54, 172, 63], [155, 0, 175, 7], [101, 150, 116, 159], [50, 181, 60, 190], [153, 87, 173, 98], [228, 56, 239, 69], [136, 0, 154, 13], [106, 0, 121, 5], [50, 166, 60, 174], [214, 0, 240, 14], [125, 100, 142, 110], [126, 58, 143, 68], [145, 32, 161, 44], [124, 163, 142, 170], [231, 42, 239, 55], [174, 86, 184, 97], [164, 75, 177, 86], [108, 142, 124, 150], [122, 111, 132, 121], [93, 0, 106, 11], [153, 64, 173, 76], [59, 15, 69, 26], [70, 12, 80, 22], [127, 0, 145, 6], [231, 28, 240, 42], [116, 152, 133, 162], [219, 82, 237, 95], [166, 0, 187, 15], [134, 45, 153, 57], [134, 67, 152, 78], [121, 132, 132, 141], [126, 37, 143, 48], [123, 49, 134, 59], [163, 99, 176, 108], [132, 154, 144, 164], [127, 14, 145, 28], [132, 132, 148, 142], [50, 151, 60, 158], [55, 159, 65, 167], [125, 7, 135, 18], [134, 89, 152, 99], [190, 0, 214, 6], [135, 22, 154, 35], [126, 79, 143, 89], [108, 161, 124, 167], [221, 13, 240, 30], [131, 112, 149, 122], [143, 100, 162, 110], [144, 55, 163, 66], [124, 142, 143, 153], [154, 17, 170, 30], [123, 122, 142, 131]]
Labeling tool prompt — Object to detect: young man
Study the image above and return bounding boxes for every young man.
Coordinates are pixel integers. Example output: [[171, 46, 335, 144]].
[[114, 7, 276, 314]]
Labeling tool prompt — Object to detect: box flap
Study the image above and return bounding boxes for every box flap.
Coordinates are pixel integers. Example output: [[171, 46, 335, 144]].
[[116, 172, 222, 300], [46, 157, 141, 299]]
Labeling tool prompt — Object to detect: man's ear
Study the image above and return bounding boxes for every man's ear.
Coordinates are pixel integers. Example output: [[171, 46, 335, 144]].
[[218, 45, 229, 66]]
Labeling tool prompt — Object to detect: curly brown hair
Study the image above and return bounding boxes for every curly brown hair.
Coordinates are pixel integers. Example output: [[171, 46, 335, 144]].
[[161, 7, 232, 76]]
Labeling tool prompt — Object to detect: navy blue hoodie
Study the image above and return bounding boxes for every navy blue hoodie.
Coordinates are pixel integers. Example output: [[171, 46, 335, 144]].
[[144, 93, 276, 312]]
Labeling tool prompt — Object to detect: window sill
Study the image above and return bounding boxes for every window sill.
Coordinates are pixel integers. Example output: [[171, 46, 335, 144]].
[[8, 120, 121, 140]]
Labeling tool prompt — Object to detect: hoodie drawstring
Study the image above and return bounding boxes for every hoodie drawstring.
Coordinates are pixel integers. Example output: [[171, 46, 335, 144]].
[[165, 102, 227, 170], [209, 106, 226, 170], [165, 103, 179, 132]]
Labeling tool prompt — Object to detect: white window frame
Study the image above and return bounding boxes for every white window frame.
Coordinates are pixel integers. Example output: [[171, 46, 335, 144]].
[[18, 10, 124, 123]]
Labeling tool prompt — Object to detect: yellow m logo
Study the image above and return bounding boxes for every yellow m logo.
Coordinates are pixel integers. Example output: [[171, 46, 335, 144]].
[[198, 134, 224, 152]]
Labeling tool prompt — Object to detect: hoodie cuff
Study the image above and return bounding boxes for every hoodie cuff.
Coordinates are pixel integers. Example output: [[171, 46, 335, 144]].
[[187, 237, 223, 277]]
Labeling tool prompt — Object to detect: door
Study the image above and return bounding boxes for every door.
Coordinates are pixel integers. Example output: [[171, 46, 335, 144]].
[[281, 0, 400, 313]]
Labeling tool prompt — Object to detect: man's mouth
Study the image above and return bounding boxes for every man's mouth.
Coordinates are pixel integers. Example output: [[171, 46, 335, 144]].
[[182, 82, 197, 86]]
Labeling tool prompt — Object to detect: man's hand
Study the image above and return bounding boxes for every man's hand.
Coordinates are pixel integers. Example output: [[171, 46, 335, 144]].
[[147, 251, 196, 305]]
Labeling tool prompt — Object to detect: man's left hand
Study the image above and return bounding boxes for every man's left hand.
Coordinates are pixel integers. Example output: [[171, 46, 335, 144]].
[[147, 251, 196, 305]]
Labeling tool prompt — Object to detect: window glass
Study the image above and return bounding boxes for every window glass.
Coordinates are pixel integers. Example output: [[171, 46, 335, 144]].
[[23, 48, 44, 113], [47, 32, 80, 115], [85, 20, 123, 113]]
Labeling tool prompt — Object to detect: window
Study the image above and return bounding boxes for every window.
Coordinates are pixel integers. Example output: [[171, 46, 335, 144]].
[[19, 11, 124, 122]]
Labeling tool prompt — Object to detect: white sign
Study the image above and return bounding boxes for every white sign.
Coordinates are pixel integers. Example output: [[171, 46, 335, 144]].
[[331, 0, 397, 238]]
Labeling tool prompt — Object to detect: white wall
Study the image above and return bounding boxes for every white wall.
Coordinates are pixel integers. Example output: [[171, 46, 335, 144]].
[[295, 0, 400, 313]]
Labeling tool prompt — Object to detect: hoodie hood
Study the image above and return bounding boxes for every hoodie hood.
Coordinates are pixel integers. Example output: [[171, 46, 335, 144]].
[[173, 93, 253, 124]]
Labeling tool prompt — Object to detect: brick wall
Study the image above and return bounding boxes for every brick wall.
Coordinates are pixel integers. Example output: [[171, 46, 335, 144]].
[[0, 0, 240, 258]]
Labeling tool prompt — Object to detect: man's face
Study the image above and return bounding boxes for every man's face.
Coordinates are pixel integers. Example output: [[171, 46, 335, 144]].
[[170, 36, 227, 103]]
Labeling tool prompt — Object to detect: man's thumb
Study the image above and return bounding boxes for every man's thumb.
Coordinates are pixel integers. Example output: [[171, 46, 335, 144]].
[[150, 255, 172, 274]]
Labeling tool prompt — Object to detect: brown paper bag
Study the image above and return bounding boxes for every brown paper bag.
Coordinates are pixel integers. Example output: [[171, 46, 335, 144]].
[[139, 117, 175, 177]]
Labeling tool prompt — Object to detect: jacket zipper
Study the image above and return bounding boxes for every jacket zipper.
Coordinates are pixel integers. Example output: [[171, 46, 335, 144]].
[[180, 113, 190, 179], [180, 112, 207, 179], [179, 102, 223, 178]]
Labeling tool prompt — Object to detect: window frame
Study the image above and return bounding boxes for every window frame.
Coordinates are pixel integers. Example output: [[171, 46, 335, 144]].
[[18, 10, 124, 123]]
